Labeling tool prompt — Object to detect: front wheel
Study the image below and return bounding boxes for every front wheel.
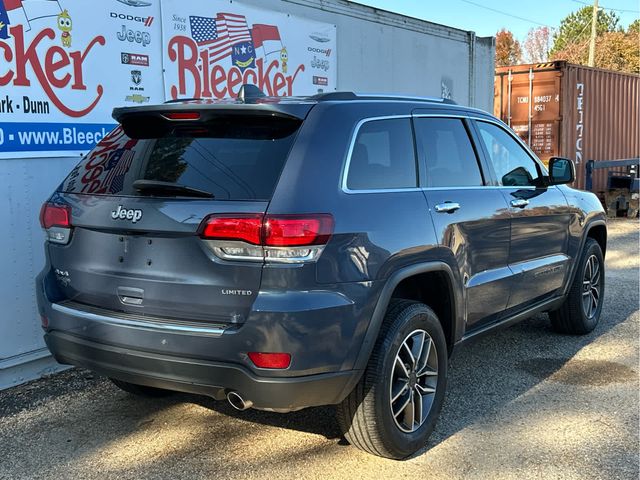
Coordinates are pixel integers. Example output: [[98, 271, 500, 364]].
[[336, 299, 448, 459], [550, 237, 605, 334]]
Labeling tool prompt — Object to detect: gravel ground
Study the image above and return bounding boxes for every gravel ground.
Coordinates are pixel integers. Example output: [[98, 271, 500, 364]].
[[1, 220, 638, 480]]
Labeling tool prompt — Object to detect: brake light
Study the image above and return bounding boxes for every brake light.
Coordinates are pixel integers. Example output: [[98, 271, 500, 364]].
[[39, 203, 71, 229], [248, 352, 291, 369], [163, 112, 200, 120], [264, 215, 334, 246], [39, 202, 72, 244], [201, 215, 263, 244], [199, 214, 334, 263]]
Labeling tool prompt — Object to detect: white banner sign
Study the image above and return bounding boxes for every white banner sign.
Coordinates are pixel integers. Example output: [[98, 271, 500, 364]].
[[162, 0, 337, 100], [0, 0, 338, 159], [0, 0, 164, 159]]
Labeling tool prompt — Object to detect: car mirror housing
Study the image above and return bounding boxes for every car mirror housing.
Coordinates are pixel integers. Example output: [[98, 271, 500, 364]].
[[548, 157, 575, 185]]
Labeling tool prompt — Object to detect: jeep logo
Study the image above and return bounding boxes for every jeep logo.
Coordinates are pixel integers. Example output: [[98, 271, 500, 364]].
[[111, 205, 143, 223], [117, 25, 151, 47]]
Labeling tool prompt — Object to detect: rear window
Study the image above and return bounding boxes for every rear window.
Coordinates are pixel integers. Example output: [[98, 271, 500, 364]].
[[61, 117, 299, 200]]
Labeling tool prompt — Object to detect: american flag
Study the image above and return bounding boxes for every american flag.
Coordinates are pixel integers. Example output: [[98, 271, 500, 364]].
[[102, 148, 135, 194], [189, 12, 253, 65]]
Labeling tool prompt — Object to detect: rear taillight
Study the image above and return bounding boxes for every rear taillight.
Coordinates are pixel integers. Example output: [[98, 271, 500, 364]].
[[39, 202, 72, 244], [201, 215, 263, 244], [264, 215, 333, 246], [199, 214, 334, 263]]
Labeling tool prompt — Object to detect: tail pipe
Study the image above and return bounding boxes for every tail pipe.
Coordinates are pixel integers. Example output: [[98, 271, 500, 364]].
[[227, 391, 253, 411]]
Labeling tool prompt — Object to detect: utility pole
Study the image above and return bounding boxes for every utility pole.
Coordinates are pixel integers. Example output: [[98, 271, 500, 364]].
[[588, 0, 599, 67]]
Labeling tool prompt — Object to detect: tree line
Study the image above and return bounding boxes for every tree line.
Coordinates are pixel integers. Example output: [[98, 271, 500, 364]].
[[495, 6, 639, 73]]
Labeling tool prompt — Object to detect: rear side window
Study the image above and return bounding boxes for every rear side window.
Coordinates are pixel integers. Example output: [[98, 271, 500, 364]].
[[413, 118, 483, 188], [61, 118, 299, 200], [346, 118, 417, 190]]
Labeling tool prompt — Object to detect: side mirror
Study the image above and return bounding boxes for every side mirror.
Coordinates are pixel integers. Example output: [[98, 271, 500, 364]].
[[548, 157, 575, 185]]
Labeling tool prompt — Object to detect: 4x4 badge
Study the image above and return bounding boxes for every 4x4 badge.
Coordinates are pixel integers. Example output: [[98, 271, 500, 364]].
[[111, 205, 143, 223]]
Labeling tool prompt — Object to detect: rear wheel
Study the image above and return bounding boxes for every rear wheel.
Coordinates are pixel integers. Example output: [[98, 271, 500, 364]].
[[550, 238, 605, 334], [110, 378, 174, 397], [336, 299, 448, 459]]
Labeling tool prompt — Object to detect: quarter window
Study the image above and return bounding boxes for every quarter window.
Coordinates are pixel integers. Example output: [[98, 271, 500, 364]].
[[476, 121, 542, 187], [413, 118, 483, 188], [346, 118, 417, 190]]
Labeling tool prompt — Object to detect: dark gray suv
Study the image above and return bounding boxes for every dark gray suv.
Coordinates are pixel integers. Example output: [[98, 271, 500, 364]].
[[36, 90, 607, 459]]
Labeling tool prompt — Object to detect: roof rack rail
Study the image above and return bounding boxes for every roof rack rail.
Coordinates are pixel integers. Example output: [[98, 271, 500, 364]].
[[310, 91, 457, 105]]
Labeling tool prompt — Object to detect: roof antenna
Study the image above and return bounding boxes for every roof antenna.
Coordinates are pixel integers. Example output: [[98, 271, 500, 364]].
[[237, 84, 266, 103]]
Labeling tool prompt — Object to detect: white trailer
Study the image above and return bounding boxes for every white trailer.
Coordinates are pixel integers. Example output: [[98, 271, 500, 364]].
[[0, 0, 494, 389]]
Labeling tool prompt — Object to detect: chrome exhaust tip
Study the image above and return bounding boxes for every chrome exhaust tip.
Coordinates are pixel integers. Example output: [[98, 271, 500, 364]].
[[227, 391, 253, 411]]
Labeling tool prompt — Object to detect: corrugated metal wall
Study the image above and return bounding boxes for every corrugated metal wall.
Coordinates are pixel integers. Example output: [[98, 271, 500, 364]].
[[561, 65, 640, 192], [495, 62, 639, 192]]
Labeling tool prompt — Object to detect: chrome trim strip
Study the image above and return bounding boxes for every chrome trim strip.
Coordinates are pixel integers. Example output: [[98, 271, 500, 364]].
[[340, 112, 550, 195], [341, 115, 414, 194], [51, 303, 226, 337]]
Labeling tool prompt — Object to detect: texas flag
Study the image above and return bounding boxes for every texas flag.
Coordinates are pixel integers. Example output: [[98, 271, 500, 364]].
[[0, 0, 61, 38], [251, 24, 282, 57]]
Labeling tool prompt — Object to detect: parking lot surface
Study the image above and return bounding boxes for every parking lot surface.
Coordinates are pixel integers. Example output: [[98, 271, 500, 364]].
[[1, 220, 638, 480]]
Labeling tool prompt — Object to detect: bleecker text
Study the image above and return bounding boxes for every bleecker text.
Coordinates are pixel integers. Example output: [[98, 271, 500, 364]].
[[168, 35, 305, 99], [0, 25, 105, 117]]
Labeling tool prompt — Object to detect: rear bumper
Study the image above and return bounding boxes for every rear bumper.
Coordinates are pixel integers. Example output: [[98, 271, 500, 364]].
[[45, 330, 359, 412]]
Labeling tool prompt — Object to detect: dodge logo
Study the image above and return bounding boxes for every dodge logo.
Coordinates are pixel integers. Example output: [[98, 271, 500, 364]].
[[111, 205, 143, 223]]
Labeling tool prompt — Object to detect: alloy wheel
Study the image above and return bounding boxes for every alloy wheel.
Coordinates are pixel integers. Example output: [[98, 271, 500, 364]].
[[389, 329, 438, 433], [582, 254, 601, 319]]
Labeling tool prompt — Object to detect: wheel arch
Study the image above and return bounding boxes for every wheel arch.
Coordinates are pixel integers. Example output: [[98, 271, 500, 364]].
[[353, 262, 463, 372], [563, 219, 607, 296]]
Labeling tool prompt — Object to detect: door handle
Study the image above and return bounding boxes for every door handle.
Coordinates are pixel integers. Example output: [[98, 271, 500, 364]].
[[510, 199, 530, 208], [434, 202, 461, 213]]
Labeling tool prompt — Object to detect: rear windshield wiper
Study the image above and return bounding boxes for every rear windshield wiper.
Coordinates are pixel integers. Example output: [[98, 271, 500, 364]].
[[133, 180, 215, 198]]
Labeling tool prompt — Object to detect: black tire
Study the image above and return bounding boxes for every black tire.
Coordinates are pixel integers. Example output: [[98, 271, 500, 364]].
[[550, 238, 605, 334], [336, 299, 448, 459], [110, 378, 174, 397]]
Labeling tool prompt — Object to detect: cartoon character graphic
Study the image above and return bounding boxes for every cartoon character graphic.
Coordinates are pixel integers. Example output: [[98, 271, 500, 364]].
[[280, 47, 288, 74], [57, 10, 72, 48]]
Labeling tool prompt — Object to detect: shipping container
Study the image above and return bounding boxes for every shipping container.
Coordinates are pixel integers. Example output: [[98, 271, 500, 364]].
[[1, 0, 495, 390], [494, 61, 640, 192]]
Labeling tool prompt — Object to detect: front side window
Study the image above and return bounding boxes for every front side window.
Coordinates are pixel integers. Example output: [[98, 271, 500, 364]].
[[413, 118, 483, 188], [476, 121, 542, 187], [346, 118, 417, 190]]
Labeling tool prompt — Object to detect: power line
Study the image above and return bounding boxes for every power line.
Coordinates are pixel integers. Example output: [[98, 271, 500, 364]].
[[571, 0, 640, 14], [458, 0, 555, 28]]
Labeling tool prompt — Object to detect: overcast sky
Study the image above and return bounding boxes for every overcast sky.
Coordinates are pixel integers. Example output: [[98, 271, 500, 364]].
[[355, 0, 639, 40]]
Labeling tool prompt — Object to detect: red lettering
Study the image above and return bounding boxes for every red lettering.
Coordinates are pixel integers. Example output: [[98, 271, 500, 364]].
[[69, 36, 105, 91], [242, 69, 257, 86], [227, 67, 243, 98], [286, 64, 305, 96], [167, 36, 306, 100], [273, 72, 286, 96], [9, 25, 105, 117], [256, 58, 278, 95], [211, 65, 227, 98], [199, 48, 212, 97], [44, 46, 71, 89], [0, 41, 13, 85], [168, 35, 201, 99], [82, 165, 103, 184]]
